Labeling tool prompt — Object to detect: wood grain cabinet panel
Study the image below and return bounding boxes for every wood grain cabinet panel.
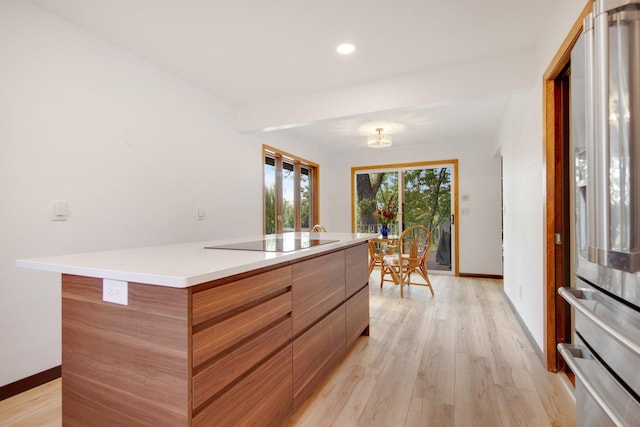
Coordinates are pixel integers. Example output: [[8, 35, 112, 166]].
[[292, 251, 345, 336], [293, 306, 346, 410], [192, 316, 291, 409], [346, 285, 370, 348], [193, 345, 293, 427], [345, 243, 369, 298], [57, 243, 369, 426], [192, 267, 291, 325], [192, 292, 291, 368], [61, 275, 190, 427]]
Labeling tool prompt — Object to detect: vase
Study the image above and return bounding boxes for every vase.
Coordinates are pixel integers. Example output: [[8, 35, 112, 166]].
[[380, 225, 389, 238]]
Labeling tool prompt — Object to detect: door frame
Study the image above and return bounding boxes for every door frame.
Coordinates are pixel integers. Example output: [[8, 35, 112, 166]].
[[543, 0, 592, 371], [351, 159, 459, 276]]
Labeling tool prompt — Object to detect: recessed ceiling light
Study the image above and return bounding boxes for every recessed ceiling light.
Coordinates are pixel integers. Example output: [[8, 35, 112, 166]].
[[336, 43, 355, 55]]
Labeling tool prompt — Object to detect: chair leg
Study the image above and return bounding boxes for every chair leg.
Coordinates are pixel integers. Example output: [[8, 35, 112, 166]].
[[418, 265, 435, 296], [398, 266, 407, 298]]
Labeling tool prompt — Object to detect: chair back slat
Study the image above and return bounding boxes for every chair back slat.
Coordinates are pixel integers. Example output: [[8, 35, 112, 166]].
[[378, 224, 434, 298]]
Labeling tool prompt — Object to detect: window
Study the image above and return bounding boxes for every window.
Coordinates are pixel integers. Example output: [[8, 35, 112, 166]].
[[352, 160, 458, 274], [263, 145, 319, 234]]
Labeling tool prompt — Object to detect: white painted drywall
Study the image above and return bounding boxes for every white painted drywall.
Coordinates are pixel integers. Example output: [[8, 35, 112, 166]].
[[326, 138, 504, 276], [0, 1, 326, 386], [498, 0, 588, 354], [0, 0, 589, 388]]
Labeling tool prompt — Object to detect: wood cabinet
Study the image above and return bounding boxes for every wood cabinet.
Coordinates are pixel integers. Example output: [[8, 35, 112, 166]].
[[61, 275, 191, 426], [293, 305, 346, 410], [346, 285, 370, 348], [191, 267, 293, 421], [292, 250, 345, 335], [60, 242, 369, 426], [345, 243, 369, 298]]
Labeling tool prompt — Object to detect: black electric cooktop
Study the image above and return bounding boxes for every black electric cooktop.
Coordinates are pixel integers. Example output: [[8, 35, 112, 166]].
[[204, 238, 338, 253]]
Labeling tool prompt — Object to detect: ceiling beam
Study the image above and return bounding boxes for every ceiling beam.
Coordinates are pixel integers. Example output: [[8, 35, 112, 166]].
[[235, 50, 536, 134]]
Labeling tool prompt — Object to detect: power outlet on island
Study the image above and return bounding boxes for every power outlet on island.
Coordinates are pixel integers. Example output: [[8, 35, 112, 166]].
[[103, 279, 128, 305]]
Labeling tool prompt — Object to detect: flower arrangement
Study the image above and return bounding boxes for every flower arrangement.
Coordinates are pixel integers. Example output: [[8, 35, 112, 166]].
[[373, 196, 397, 227]]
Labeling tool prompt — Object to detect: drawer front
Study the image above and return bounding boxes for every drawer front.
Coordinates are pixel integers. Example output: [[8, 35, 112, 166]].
[[192, 267, 291, 325], [193, 344, 293, 427], [345, 243, 369, 298], [292, 251, 345, 336], [293, 305, 346, 410], [192, 316, 291, 409], [558, 340, 640, 427], [192, 292, 291, 368], [346, 284, 369, 348], [562, 280, 640, 398]]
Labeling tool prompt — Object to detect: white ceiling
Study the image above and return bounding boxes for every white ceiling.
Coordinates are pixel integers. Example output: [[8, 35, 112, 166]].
[[29, 0, 556, 151]]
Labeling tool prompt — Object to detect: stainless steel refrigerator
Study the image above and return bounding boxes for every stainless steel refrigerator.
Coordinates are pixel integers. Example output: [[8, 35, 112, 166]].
[[559, 0, 640, 425]]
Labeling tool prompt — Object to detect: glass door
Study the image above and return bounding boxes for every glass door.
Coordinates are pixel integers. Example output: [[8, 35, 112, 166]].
[[354, 161, 456, 274], [402, 166, 453, 273], [354, 170, 399, 235]]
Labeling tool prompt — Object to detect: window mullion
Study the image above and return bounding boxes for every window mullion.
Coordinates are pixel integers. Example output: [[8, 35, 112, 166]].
[[294, 161, 301, 231], [275, 155, 284, 234]]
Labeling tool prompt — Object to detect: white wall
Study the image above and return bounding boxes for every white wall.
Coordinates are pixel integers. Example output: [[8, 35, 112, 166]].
[[498, 0, 587, 354], [0, 0, 589, 387], [0, 1, 325, 386], [326, 139, 503, 276]]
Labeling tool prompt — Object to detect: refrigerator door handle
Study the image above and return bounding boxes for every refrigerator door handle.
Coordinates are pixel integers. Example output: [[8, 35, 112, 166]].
[[588, 1, 640, 273], [557, 343, 629, 426], [558, 287, 640, 357]]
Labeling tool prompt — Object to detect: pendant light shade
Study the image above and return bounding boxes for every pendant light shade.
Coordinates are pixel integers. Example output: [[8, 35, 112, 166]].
[[367, 128, 392, 148]]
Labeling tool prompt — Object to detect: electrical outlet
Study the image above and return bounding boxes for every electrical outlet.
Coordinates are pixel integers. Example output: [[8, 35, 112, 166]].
[[103, 279, 128, 305]]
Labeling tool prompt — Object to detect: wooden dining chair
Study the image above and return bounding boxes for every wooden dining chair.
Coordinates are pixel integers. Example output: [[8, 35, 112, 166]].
[[368, 240, 384, 275], [380, 225, 434, 297], [311, 224, 327, 232]]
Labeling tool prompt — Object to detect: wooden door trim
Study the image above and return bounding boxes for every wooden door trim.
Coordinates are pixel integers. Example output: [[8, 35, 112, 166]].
[[543, 0, 592, 371]]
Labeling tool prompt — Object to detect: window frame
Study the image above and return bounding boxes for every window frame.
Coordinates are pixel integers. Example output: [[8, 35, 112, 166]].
[[263, 145, 319, 234]]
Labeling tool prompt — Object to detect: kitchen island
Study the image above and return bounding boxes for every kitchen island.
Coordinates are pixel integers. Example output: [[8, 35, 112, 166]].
[[17, 232, 372, 426]]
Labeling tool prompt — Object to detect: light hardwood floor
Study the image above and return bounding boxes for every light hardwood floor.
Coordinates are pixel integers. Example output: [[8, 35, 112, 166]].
[[0, 274, 575, 427], [289, 274, 576, 427]]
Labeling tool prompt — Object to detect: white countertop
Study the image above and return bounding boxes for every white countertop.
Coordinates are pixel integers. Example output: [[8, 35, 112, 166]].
[[16, 232, 374, 288]]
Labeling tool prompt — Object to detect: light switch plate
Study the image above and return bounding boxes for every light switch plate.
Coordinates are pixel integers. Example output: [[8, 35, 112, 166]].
[[103, 279, 128, 305], [196, 207, 206, 220], [51, 200, 68, 221]]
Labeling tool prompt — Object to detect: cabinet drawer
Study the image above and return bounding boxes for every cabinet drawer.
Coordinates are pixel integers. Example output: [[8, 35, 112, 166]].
[[346, 285, 369, 348], [192, 267, 291, 326], [192, 316, 291, 409], [345, 243, 369, 298], [193, 344, 293, 427], [292, 251, 345, 336], [192, 292, 291, 368], [293, 305, 346, 410]]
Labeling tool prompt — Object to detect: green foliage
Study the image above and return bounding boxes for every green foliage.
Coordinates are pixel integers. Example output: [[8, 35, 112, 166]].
[[264, 185, 276, 234], [355, 172, 398, 232], [300, 175, 310, 229], [403, 168, 451, 247], [283, 201, 295, 230], [355, 167, 451, 244]]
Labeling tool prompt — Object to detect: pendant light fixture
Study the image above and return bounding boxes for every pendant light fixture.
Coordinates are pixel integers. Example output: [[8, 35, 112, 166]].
[[367, 128, 393, 148]]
